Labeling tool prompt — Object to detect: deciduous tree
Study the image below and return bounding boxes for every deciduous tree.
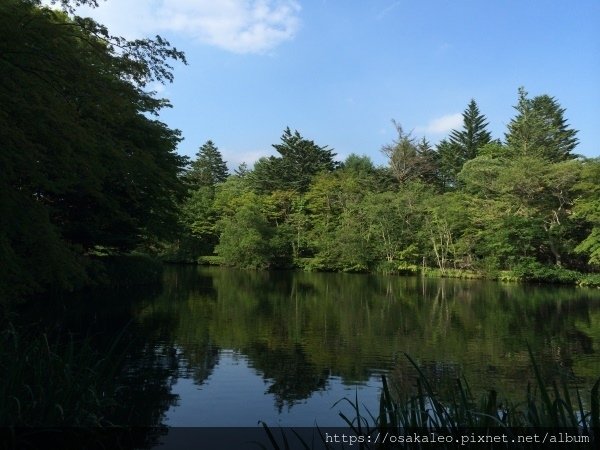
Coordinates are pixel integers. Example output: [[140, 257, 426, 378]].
[[0, 0, 186, 299]]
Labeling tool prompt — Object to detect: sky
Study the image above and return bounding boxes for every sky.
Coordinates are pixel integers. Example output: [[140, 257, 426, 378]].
[[58, 0, 600, 168]]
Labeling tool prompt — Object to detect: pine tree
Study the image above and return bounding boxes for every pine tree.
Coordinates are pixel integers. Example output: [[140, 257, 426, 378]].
[[449, 99, 492, 160], [234, 162, 249, 177], [437, 100, 492, 189], [505, 87, 578, 161], [187, 140, 229, 188]]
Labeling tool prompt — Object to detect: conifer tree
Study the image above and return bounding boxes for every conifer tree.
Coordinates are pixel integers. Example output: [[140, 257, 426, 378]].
[[438, 99, 492, 189], [250, 128, 336, 193], [187, 140, 229, 188], [449, 99, 492, 160], [505, 87, 578, 161]]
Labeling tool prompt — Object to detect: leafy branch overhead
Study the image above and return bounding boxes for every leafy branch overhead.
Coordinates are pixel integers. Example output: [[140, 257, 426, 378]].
[[0, 0, 187, 300], [28, 0, 187, 86]]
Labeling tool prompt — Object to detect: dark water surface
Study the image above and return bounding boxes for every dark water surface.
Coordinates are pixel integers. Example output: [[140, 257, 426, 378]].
[[33, 266, 600, 428]]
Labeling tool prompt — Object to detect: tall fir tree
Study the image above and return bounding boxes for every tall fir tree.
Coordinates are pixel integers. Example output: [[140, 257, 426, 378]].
[[186, 140, 229, 188], [449, 99, 492, 160], [438, 99, 492, 189], [505, 87, 578, 161]]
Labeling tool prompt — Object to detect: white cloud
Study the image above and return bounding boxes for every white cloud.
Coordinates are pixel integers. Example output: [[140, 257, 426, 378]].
[[49, 0, 301, 54], [416, 113, 462, 134], [221, 148, 274, 169]]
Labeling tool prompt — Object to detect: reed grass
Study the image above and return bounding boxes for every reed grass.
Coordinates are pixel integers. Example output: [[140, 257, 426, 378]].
[[260, 347, 599, 449], [0, 320, 127, 427]]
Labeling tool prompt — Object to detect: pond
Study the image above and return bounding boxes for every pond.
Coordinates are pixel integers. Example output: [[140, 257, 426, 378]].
[[34, 265, 600, 429]]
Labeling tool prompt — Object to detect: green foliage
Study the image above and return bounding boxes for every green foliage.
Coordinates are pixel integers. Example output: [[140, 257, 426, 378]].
[[342, 153, 376, 174], [185, 140, 229, 188], [459, 155, 583, 270], [509, 258, 580, 284], [436, 139, 462, 189], [448, 99, 492, 160], [179, 130, 596, 284], [363, 182, 430, 267], [573, 159, 600, 267], [250, 127, 337, 193], [178, 186, 220, 256], [505, 87, 579, 161], [216, 203, 276, 269], [578, 274, 600, 288], [438, 99, 492, 188], [382, 122, 439, 185], [0, 322, 125, 426], [197, 255, 225, 265], [0, 0, 185, 301], [177, 136, 596, 285]]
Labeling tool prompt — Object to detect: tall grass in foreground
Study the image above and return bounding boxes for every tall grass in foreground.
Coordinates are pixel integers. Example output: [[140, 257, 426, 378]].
[[0, 321, 126, 427], [261, 348, 600, 449]]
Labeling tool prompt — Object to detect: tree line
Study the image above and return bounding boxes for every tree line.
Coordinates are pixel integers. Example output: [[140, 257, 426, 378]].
[[174, 92, 599, 285]]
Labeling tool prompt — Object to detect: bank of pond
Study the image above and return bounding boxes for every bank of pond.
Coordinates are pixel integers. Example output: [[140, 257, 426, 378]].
[[195, 254, 600, 288]]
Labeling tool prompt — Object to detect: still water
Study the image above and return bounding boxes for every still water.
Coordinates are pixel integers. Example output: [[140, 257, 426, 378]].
[[46, 266, 600, 428]]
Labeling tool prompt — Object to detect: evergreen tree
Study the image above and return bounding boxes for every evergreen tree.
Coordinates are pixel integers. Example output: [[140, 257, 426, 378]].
[[505, 87, 579, 161], [186, 140, 229, 188], [449, 99, 492, 160], [436, 139, 463, 189], [250, 128, 337, 193], [416, 137, 440, 186], [438, 99, 492, 189], [234, 162, 250, 178]]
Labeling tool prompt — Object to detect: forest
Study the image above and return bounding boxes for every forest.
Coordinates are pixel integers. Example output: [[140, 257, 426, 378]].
[[172, 96, 600, 287], [1, 0, 599, 307]]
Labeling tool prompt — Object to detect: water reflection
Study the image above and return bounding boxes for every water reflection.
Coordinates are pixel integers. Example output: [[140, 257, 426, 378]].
[[141, 266, 599, 426], [30, 267, 600, 428]]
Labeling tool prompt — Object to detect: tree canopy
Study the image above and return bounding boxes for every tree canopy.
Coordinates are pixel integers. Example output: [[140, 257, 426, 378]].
[[438, 99, 492, 189], [169, 91, 598, 285], [505, 87, 579, 161], [250, 128, 337, 193], [0, 0, 186, 300], [185, 140, 229, 189]]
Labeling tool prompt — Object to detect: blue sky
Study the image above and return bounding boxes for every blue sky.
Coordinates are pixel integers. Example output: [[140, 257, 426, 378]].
[[68, 0, 599, 168]]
